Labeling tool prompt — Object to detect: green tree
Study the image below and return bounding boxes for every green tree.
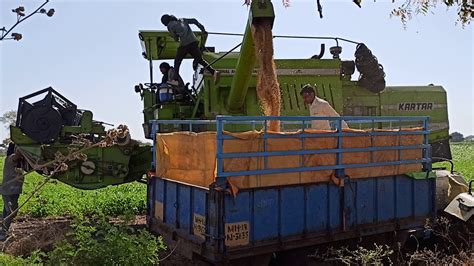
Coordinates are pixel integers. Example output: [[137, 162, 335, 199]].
[[389, 0, 473, 26], [450, 132, 464, 142], [0, 110, 16, 150], [465, 135, 474, 142], [0, 0, 55, 42], [0, 110, 17, 128], [264, 0, 473, 26]]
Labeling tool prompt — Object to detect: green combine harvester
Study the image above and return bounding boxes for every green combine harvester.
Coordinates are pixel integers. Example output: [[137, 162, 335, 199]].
[[136, 13, 450, 158], [11, 0, 450, 190]]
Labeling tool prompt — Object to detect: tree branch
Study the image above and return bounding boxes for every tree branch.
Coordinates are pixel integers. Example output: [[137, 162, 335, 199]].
[[0, 0, 50, 41]]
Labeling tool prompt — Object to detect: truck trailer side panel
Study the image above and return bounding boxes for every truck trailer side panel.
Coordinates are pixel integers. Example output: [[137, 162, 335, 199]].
[[148, 175, 435, 262]]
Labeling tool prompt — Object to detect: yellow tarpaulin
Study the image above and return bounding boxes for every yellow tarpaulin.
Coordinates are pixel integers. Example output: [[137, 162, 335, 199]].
[[155, 128, 424, 191]]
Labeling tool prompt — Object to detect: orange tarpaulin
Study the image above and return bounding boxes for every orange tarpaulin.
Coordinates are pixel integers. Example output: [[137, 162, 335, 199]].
[[155, 128, 424, 191], [155, 132, 217, 187]]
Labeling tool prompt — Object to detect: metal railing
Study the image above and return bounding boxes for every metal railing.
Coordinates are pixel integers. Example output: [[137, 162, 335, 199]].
[[151, 116, 431, 181]]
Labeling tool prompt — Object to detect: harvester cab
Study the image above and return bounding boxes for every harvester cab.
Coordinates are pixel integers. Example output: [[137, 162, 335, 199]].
[[134, 30, 209, 137]]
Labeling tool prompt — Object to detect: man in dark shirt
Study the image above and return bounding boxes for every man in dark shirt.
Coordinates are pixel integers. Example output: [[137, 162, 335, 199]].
[[161, 14, 220, 84], [0, 150, 25, 241], [159, 62, 184, 87]]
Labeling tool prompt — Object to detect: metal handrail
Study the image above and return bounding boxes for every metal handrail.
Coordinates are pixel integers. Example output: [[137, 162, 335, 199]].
[[151, 116, 431, 180]]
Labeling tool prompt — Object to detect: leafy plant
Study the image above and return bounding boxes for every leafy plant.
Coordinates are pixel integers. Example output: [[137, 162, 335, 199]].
[[43, 215, 165, 265], [315, 244, 394, 265], [406, 216, 474, 265], [0, 253, 29, 265]]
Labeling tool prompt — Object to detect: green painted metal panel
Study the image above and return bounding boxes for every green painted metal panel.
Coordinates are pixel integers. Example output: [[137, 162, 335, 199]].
[[250, 0, 275, 21], [139, 31, 207, 60], [227, 20, 257, 113], [379, 85, 449, 142], [10, 126, 37, 145]]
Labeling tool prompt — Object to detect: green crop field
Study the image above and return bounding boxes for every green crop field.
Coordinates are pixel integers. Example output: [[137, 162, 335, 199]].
[[433, 142, 474, 181], [0, 156, 146, 217]]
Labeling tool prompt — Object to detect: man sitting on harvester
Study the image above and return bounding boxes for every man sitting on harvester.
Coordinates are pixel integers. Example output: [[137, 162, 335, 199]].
[[159, 62, 184, 87], [300, 84, 348, 130], [157, 62, 189, 102]]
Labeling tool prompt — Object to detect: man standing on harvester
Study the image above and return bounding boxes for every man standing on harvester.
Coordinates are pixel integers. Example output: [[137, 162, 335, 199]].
[[160, 14, 220, 84], [300, 84, 348, 130]]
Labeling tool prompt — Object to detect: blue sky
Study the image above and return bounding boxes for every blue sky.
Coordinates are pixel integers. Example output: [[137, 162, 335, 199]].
[[1, 0, 472, 142]]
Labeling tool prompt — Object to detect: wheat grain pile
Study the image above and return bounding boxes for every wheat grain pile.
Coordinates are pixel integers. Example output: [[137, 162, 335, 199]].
[[252, 20, 281, 132]]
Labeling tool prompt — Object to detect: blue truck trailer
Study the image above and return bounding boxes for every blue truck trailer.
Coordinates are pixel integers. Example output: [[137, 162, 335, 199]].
[[147, 116, 435, 264]]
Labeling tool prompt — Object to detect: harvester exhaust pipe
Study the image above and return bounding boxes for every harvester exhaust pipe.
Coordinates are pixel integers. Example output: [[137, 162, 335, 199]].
[[226, 0, 275, 113], [311, 44, 326, 59]]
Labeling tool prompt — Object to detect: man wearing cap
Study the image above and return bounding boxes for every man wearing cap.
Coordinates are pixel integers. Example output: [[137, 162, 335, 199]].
[[300, 84, 348, 130]]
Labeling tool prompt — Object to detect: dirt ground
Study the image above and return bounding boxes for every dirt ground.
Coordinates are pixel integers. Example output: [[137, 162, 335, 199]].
[[0, 215, 196, 265], [3, 215, 471, 265], [0, 216, 72, 256]]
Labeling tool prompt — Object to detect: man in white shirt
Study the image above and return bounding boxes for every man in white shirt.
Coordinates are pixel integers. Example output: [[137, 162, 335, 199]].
[[300, 84, 348, 130]]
